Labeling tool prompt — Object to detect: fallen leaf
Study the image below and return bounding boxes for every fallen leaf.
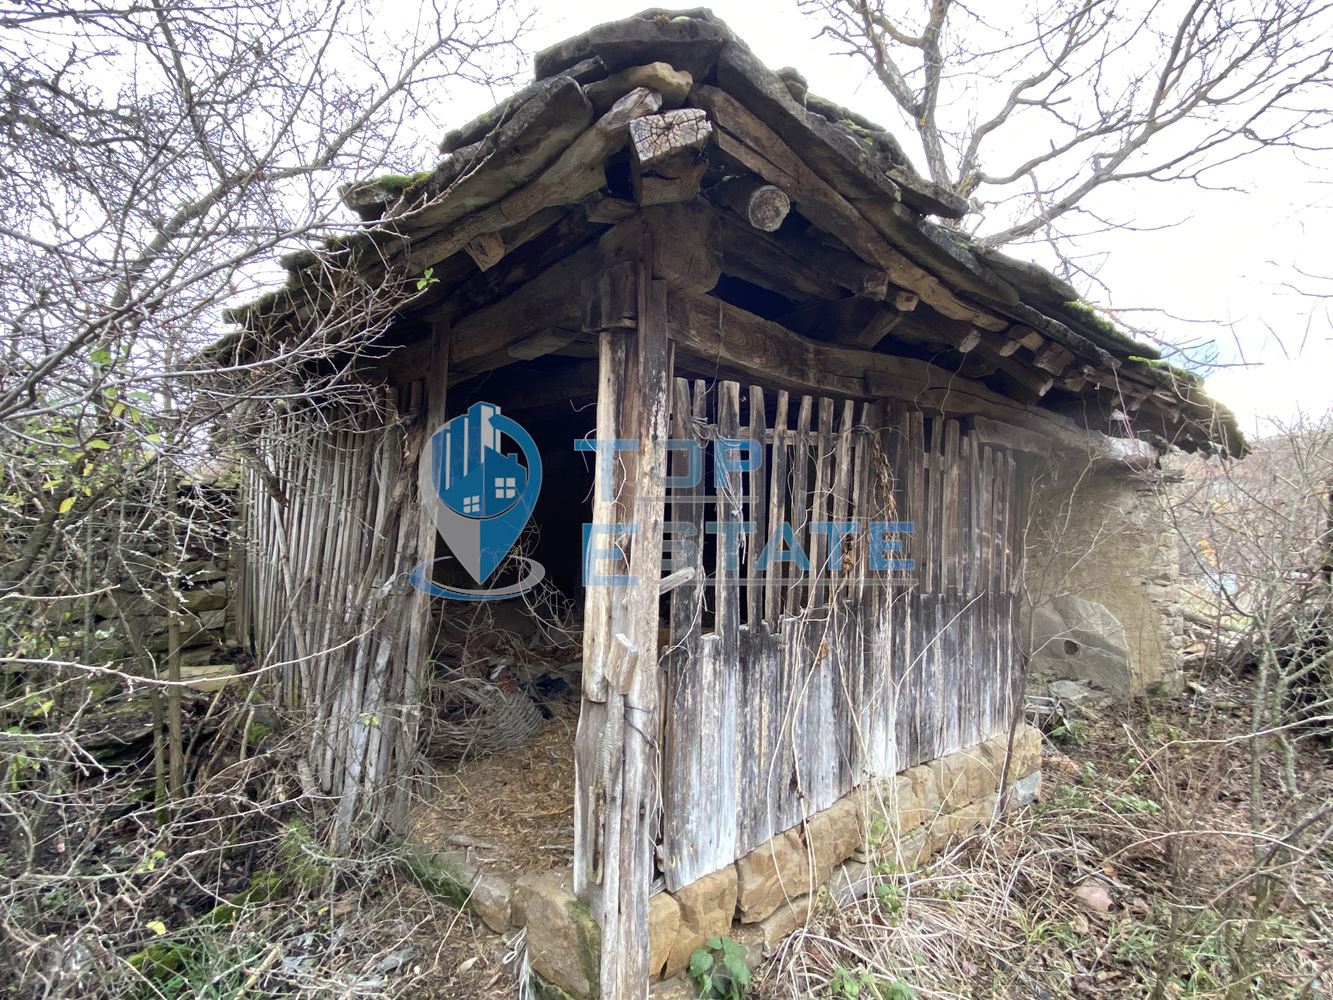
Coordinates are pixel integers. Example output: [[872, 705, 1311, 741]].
[[375, 946, 416, 973], [1073, 883, 1113, 913]]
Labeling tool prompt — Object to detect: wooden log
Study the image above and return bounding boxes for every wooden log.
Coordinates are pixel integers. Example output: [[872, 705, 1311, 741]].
[[714, 40, 964, 219], [629, 109, 711, 207], [1012, 325, 1045, 350], [691, 85, 1007, 332], [1033, 341, 1074, 375], [708, 175, 791, 231], [583, 193, 638, 224], [402, 86, 663, 271], [779, 295, 883, 342], [832, 305, 904, 350], [641, 202, 724, 294], [629, 108, 712, 172], [463, 232, 506, 271], [635, 162, 707, 206], [447, 205, 719, 378], [717, 213, 849, 300], [401, 75, 593, 229]]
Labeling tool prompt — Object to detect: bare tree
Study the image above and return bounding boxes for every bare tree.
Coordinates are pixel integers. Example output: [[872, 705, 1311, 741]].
[[801, 0, 1333, 249], [0, 1, 520, 992]]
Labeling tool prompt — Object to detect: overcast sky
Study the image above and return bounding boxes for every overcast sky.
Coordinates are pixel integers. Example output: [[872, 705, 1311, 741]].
[[443, 1, 1332, 436]]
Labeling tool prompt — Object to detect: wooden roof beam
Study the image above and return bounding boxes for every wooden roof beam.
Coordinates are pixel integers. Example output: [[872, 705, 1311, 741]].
[[690, 85, 1008, 333], [669, 291, 1097, 443]]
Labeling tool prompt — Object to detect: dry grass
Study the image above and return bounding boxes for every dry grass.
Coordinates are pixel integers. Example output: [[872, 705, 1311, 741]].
[[411, 696, 578, 877], [756, 683, 1332, 1000]]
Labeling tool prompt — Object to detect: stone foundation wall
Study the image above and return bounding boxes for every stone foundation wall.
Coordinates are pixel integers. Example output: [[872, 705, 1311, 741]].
[[1025, 464, 1183, 697], [483, 726, 1043, 998]]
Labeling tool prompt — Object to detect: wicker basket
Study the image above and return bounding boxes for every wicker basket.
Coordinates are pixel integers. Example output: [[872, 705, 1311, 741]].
[[423, 674, 542, 760]]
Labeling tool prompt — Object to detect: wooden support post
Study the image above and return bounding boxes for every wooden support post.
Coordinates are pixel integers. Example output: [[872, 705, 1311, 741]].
[[389, 320, 450, 833], [574, 241, 672, 999]]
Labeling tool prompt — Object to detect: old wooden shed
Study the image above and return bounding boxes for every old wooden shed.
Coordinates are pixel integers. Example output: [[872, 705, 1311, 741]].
[[218, 10, 1241, 997]]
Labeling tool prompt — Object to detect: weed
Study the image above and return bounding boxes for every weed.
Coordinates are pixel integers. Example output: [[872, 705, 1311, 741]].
[[690, 936, 752, 1000]]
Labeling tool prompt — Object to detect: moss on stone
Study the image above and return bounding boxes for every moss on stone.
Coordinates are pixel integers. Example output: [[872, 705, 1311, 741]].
[[397, 843, 471, 909], [527, 973, 579, 1000], [373, 170, 431, 193], [567, 897, 602, 998], [199, 869, 286, 925], [277, 818, 328, 892], [1059, 299, 1151, 355]]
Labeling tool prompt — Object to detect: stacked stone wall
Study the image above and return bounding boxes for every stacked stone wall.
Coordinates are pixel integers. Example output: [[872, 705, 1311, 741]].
[[452, 726, 1044, 997]]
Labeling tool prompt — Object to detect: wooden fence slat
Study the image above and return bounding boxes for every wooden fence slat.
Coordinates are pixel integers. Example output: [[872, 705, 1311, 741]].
[[829, 399, 856, 606], [808, 397, 835, 608], [748, 385, 768, 628], [943, 419, 961, 594], [765, 391, 790, 623], [786, 396, 813, 615]]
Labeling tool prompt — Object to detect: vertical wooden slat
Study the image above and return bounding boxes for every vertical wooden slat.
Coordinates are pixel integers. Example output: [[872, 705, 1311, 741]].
[[828, 399, 856, 605], [765, 391, 790, 624], [808, 397, 835, 608], [786, 396, 813, 615], [663, 377, 705, 889], [747, 385, 767, 628], [942, 420, 961, 594], [715, 379, 743, 861]]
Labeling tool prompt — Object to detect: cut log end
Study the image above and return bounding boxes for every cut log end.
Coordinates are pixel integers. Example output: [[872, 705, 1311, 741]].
[[709, 176, 791, 232], [629, 108, 712, 173]]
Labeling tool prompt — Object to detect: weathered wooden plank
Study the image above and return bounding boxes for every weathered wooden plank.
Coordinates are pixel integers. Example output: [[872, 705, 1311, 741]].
[[717, 381, 744, 634], [828, 399, 856, 604], [764, 390, 790, 624], [574, 258, 672, 998], [980, 446, 995, 598], [747, 385, 768, 628], [786, 396, 813, 616], [850, 403, 874, 604], [942, 420, 961, 594], [669, 293, 1101, 443], [808, 397, 834, 608]]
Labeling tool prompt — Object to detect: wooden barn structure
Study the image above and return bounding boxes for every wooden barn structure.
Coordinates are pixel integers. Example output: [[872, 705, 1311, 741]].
[[218, 11, 1242, 997]]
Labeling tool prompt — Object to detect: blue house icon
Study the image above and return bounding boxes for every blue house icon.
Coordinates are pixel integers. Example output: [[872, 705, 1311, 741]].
[[438, 402, 530, 519]]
